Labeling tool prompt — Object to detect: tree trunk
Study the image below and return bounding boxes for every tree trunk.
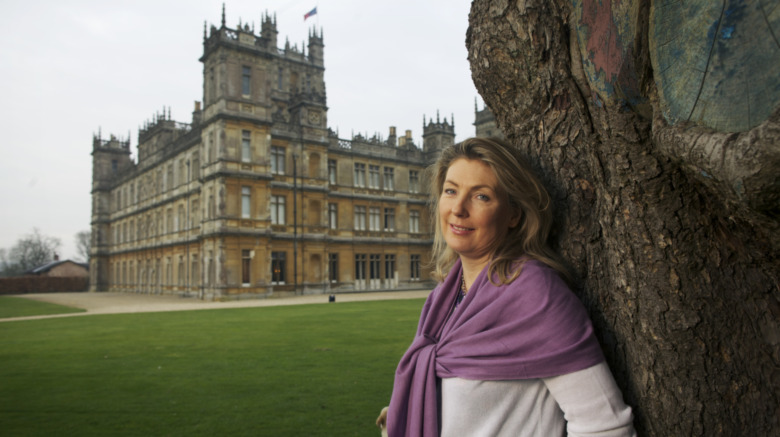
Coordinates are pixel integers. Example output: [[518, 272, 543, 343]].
[[467, 1, 779, 435]]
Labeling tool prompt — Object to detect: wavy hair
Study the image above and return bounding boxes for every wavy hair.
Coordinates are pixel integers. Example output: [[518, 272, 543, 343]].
[[428, 137, 571, 285]]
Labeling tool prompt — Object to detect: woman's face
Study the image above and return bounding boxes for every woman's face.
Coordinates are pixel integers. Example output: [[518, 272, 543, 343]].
[[439, 158, 520, 267]]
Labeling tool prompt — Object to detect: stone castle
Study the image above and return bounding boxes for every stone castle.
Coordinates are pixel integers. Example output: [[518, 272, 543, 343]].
[[90, 8, 496, 300]]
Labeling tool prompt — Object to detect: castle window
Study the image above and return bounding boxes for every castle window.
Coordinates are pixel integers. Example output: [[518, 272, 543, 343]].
[[278, 67, 284, 90], [369, 254, 381, 280], [384, 208, 395, 232], [368, 165, 380, 189], [208, 68, 216, 103], [354, 206, 366, 231], [355, 254, 366, 281], [271, 146, 285, 174], [241, 186, 251, 218], [411, 255, 421, 281], [111, 159, 118, 172], [167, 164, 174, 191], [409, 170, 420, 193], [191, 254, 199, 287], [329, 253, 338, 283], [241, 130, 251, 162], [271, 195, 286, 225], [242, 250, 251, 285], [328, 203, 337, 230], [353, 163, 366, 187], [178, 205, 185, 231], [328, 159, 337, 184], [369, 207, 381, 231], [271, 252, 286, 285], [208, 132, 215, 162], [242, 66, 251, 96], [166, 257, 172, 286], [191, 154, 200, 179], [383, 167, 394, 190], [179, 159, 185, 185], [385, 254, 396, 280], [178, 256, 185, 286], [409, 210, 420, 233], [191, 199, 199, 227]]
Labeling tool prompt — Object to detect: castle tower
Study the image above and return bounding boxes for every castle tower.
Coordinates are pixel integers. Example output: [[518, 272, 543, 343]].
[[307, 27, 324, 67], [90, 132, 132, 292], [422, 111, 456, 160], [261, 12, 278, 49], [474, 99, 503, 138]]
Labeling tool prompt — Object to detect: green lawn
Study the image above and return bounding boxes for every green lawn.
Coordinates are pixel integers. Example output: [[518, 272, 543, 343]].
[[0, 296, 86, 318], [0, 299, 424, 436]]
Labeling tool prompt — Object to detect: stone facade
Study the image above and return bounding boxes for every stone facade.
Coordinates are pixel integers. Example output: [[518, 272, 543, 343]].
[[89, 10, 456, 300]]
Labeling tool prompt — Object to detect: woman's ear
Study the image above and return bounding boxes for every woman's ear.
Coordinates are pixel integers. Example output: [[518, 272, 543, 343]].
[[508, 208, 522, 229]]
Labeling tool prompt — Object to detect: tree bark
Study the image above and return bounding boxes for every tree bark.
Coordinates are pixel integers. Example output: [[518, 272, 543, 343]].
[[467, 1, 779, 435]]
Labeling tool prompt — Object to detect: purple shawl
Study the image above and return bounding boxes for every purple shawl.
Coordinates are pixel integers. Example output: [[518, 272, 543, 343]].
[[387, 259, 605, 437]]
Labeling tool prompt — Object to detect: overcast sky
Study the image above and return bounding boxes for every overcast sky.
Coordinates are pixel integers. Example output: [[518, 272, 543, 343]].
[[0, 0, 482, 261]]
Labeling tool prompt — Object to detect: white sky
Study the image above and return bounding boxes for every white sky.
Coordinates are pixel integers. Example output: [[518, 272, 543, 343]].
[[0, 0, 482, 261]]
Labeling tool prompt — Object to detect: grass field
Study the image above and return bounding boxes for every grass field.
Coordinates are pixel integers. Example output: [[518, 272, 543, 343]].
[[0, 298, 424, 436], [0, 296, 86, 318]]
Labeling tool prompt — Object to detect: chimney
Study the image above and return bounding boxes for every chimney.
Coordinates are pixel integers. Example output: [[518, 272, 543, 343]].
[[388, 126, 397, 146]]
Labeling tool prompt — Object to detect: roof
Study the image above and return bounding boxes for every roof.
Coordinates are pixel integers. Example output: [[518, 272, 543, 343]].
[[27, 260, 89, 275]]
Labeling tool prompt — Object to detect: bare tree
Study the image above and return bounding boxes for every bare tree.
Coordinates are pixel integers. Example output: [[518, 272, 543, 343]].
[[2, 228, 62, 276], [75, 230, 91, 263], [467, 1, 779, 435]]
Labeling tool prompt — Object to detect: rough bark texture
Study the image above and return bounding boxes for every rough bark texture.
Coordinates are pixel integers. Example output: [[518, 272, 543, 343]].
[[467, 1, 779, 435]]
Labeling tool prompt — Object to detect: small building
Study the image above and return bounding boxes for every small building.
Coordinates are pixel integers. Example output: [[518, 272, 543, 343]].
[[28, 258, 89, 278]]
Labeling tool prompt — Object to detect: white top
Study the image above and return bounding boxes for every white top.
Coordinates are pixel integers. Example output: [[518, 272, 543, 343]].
[[439, 362, 636, 437]]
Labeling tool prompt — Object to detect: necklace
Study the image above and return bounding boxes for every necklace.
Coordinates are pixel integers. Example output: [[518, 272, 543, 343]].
[[456, 272, 468, 306]]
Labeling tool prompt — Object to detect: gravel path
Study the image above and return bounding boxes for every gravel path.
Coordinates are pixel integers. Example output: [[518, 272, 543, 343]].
[[2, 290, 431, 322]]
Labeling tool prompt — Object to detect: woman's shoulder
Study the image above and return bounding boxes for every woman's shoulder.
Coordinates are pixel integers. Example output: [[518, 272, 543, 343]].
[[507, 258, 574, 296], [515, 258, 563, 279]]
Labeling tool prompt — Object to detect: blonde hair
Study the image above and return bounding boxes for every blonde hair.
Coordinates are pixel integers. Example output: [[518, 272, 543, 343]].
[[428, 137, 571, 284]]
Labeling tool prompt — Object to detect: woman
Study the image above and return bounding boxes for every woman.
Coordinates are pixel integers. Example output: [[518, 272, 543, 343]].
[[377, 138, 635, 436]]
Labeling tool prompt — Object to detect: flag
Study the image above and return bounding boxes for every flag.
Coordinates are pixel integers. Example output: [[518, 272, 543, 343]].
[[304, 7, 317, 21]]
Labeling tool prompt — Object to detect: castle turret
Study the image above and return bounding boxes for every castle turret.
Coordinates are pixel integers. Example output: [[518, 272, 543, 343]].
[[261, 12, 278, 49], [307, 27, 324, 66], [90, 131, 133, 292], [474, 99, 503, 138], [422, 110, 455, 159]]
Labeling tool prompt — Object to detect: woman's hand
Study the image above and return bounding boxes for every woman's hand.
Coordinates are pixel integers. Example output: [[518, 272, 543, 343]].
[[376, 406, 388, 428]]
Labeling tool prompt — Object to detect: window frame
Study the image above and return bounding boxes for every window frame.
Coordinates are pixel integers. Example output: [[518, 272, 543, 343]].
[[271, 195, 286, 225], [383, 167, 395, 191], [354, 163, 366, 187], [355, 254, 367, 281], [354, 205, 366, 231], [271, 252, 286, 285], [328, 203, 338, 230], [384, 208, 395, 232], [241, 186, 251, 218], [368, 165, 380, 189], [271, 146, 286, 175], [241, 130, 251, 163], [241, 66, 252, 96], [329, 253, 339, 283]]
